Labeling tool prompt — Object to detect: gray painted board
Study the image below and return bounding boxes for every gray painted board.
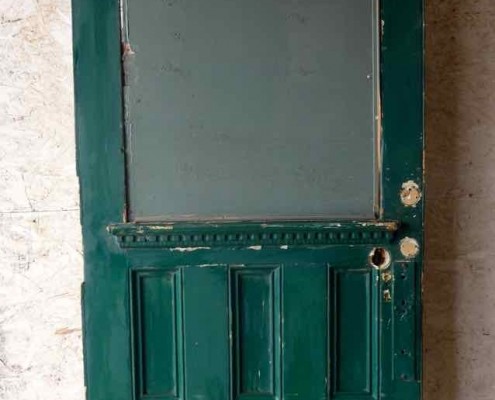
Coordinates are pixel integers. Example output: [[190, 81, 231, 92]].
[[124, 0, 378, 221]]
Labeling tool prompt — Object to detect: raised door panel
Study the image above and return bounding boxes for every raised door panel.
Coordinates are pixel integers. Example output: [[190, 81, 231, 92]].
[[282, 265, 328, 400], [331, 269, 376, 399], [231, 267, 281, 400], [183, 266, 231, 400], [131, 270, 184, 400], [130, 264, 378, 400]]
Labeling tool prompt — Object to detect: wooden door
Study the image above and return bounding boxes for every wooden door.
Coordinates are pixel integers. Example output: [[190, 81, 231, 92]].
[[72, 0, 424, 399]]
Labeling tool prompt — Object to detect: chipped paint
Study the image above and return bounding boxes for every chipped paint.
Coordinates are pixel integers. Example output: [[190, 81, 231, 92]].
[[122, 42, 135, 57], [356, 221, 398, 230], [381, 272, 393, 283], [135, 224, 174, 232], [400, 180, 422, 207], [169, 247, 211, 252]]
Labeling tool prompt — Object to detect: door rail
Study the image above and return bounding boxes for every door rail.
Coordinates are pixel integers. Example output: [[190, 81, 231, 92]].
[[108, 220, 399, 249]]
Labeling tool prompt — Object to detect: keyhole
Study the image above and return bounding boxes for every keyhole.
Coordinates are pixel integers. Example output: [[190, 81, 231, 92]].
[[369, 247, 391, 270]]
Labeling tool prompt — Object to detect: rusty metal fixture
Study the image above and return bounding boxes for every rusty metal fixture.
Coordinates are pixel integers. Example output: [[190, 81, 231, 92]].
[[381, 271, 393, 283]]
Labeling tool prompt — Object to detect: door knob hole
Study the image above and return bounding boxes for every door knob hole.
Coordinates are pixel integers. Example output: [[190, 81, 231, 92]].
[[369, 247, 391, 270]]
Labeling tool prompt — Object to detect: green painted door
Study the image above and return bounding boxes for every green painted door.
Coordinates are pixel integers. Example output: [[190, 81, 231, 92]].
[[72, 0, 424, 399]]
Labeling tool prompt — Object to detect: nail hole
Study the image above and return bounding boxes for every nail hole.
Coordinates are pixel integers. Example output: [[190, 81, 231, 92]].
[[369, 248, 391, 270]]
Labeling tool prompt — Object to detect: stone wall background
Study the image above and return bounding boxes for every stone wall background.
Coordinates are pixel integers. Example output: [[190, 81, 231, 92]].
[[0, 0, 494, 399], [0, 1, 83, 399], [424, 0, 495, 399]]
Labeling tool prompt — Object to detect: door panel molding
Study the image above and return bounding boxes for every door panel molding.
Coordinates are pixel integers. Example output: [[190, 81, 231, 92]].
[[331, 268, 375, 396], [128, 263, 385, 400], [108, 221, 399, 249], [231, 266, 281, 399], [131, 269, 184, 400]]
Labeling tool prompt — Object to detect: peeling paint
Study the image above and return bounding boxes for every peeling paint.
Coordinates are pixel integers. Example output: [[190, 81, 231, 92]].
[[169, 247, 211, 252], [381, 272, 393, 283], [135, 224, 174, 232], [122, 42, 135, 57], [356, 221, 398, 230], [400, 180, 422, 207]]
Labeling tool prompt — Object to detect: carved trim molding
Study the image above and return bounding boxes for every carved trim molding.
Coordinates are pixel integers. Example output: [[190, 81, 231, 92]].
[[108, 221, 399, 249]]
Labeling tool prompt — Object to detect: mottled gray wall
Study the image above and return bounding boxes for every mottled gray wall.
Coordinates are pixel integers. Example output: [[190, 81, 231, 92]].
[[0, 0, 493, 399], [424, 1, 495, 399], [0, 1, 83, 399]]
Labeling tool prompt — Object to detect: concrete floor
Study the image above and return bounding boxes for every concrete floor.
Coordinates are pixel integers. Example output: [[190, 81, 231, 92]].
[[0, 0, 494, 399]]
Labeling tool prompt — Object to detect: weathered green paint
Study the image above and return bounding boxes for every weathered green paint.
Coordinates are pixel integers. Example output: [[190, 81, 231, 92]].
[[332, 268, 374, 395], [72, 1, 424, 400], [182, 267, 230, 399], [131, 269, 184, 399], [282, 265, 328, 400], [127, 256, 382, 400], [232, 266, 281, 398], [380, 0, 424, 397], [72, 0, 131, 399], [108, 220, 399, 248], [123, 0, 379, 221]]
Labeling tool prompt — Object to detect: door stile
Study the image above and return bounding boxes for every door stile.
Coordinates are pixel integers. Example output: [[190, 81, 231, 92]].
[[380, 0, 424, 397]]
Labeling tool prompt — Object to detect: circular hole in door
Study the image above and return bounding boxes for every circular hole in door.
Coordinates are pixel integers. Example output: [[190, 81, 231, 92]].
[[369, 247, 391, 270]]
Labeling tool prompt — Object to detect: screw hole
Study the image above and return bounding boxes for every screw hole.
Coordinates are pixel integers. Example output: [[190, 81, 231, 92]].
[[369, 248, 391, 270], [400, 180, 422, 206]]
